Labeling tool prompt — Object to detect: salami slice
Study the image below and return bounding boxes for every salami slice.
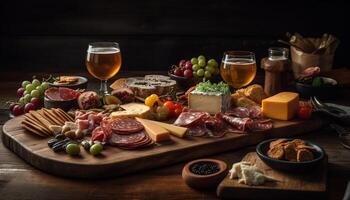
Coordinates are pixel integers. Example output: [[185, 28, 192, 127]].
[[248, 106, 262, 119], [222, 115, 252, 132], [109, 131, 146, 146], [174, 111, 207, 126], [187, 123, 208, 137], [225, 107, 250, 118], [110, 118, 144, 134], [247, 120, 273, 131]]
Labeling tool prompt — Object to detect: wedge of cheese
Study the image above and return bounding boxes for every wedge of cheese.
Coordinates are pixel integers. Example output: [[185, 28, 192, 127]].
[[262, 92, 299, 120], [137, 118, 187, 138], [189, 91, 231, 115], [110, 103, 150, 119], [135, 117, 170, 142]]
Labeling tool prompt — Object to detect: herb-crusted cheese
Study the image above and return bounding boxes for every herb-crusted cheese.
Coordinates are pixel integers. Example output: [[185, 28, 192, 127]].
[[188, 81, 231, 115]]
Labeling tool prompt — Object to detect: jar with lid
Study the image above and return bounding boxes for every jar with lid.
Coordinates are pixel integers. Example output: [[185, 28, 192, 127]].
[[261, 47, 292, 96]]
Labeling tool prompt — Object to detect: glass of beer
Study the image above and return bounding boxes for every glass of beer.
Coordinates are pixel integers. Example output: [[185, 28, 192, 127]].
[[220, 51, 256, 89], [86, 42, 122, 96]]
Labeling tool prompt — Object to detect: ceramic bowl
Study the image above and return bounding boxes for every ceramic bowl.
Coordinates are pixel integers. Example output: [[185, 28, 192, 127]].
[[256, 139, 325, 172], [48, 76, 88, 90], [295, 77, 338, 99], [182, 159, 228, 189]]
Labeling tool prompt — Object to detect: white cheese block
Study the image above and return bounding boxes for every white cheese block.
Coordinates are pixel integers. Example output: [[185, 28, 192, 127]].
[[110, 103, 150, 119], [188, 91, 231, 114]]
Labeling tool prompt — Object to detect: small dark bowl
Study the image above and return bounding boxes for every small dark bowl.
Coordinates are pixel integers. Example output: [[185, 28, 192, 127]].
[[182, 159, 228, 189], [256, 139, 325, 172], [48, 76, 88, 90], [168, 72, 221, 91], [295, 77, 338, 99], [44, 97, 78, 111]]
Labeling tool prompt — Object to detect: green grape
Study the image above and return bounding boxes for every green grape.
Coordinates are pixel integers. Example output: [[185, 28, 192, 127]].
[[198, 59, 206, 67], [191, 57, 198, 65], [193, 71, 199, 78], [66, 143, 80, 156], [32, 79, 41, 87], [208, 59, 218, 68], [22, 80, 31, 88], [25, 84, 35, 93], [19, 97, 25, 104], [198, 55, 206, 62], [23, 90, 28, 96], [192, 64, 201, 71], [31, 90, 40, 98], [197, 69, 205, 77], [24, 94, 32, 103], [205, 65, 215, 74], [41, 82, 49, 90], [204, 71, 212, 78], [90, 143, 103, 155], [36, 85, 44, 94]]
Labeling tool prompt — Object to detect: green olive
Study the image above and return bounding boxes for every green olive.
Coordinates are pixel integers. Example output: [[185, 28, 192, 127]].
[[65, 143, 80, 156], [89, 143, 103, 155]]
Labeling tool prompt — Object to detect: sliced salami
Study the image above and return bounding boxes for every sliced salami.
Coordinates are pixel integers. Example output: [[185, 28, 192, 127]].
[[222, 115, 252, 132], [247, 120, 273, 131], [109, 131, 146, 146], [187, 123, 208, 137], [225, 107, 250, 118], [174, 111, 207, 127], [248, 106, 262, 119], [110, 118, 144, 134]]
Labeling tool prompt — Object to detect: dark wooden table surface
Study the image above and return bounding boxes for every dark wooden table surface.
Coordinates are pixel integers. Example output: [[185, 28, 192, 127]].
[[1, 71, 350, 200]]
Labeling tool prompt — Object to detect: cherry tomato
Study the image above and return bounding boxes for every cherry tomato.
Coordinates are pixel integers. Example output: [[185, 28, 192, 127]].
[[298, 105, 312, 120], [174, 107, 183, 117], [174, 103, 183, 110], [145, 94, 159, 107], [156, 105, 170, 121], [163, 101, 175, 115]]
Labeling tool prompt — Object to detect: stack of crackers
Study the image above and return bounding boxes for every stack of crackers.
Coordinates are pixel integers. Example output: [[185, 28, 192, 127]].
[[21, 108, 74, 137], [267, 139, 316, 162]]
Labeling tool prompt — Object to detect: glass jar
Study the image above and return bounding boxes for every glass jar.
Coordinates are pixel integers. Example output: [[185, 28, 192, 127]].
[[261, 47, 291, 96]]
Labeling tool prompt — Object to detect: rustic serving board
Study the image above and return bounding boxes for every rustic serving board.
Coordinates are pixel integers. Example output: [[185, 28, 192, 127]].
[[1, 116, 326, 178], [217, 152, 327, 199]]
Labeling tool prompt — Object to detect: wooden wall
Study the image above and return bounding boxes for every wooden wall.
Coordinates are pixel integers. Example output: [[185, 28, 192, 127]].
[[0, 0, 348, 73]]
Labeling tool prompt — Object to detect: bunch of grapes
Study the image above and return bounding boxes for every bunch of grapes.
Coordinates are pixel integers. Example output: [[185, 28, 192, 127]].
[[9, 79, 49, 116], [173, 60, 193, 78], [191, 55, 219, 79]]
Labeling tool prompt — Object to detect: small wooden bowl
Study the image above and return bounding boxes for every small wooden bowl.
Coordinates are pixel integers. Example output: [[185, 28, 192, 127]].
[[182, 159, 228, 189], [48, 76, 88, 90]]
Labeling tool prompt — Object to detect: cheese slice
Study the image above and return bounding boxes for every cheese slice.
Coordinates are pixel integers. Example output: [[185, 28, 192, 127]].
[[262, 92, 299, 120], [110, 103, 150, 119], [137, 118, 187, 138], [135, 117, 170, 142], [188, 91, 231, 115]]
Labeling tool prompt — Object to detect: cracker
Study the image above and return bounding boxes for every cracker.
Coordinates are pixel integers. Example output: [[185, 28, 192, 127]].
[[291, 139, 306, 146], [297, 149, 314, 162], [283, 143, 297, 161], [21, 121, 46, 137], [267, 146, 284, 160], [24, 115, 51, 135], [57, 108, 74, 122], [269, 138, 288, 149], [45, 109, 65, 125], [52, 109, 69, 124], [41, 109, 60, 125], [29, 110, 52, 133]]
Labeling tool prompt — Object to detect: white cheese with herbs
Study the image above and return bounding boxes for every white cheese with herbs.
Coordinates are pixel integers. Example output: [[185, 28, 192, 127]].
[[188, 91, 231, 115]]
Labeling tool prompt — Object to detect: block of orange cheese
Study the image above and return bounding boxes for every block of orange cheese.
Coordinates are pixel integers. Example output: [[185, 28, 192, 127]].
[[262, 92, 299, 120], [135, 117, 170, 142]]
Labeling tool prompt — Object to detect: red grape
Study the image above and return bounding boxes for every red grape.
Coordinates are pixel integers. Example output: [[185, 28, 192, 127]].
[[30, 97, 42, 109], [9, 103, 18, 112], [184, 69, 193, 78], [185, 61, 192, 70], [179, 59, 187, 68], [174, 68, 184, 77], [24, 103, 35, 113], [17, 88, 25, 97], [12, 105, 24, 116]]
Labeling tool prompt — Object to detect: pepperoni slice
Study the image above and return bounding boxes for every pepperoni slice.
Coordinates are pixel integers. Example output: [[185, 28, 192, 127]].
[[247, 120, 273, 131], [225, 107, 250, 118], [110, 118, 144, 134], [174, 111, 207, 126], [222, 115, 252, 132], [248, 106, 262, 119], [109, 131, 146, 146], [187, 123, 208, 137]]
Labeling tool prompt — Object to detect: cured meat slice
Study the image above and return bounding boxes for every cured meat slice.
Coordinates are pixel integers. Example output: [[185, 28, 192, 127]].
[[108, 131, 154, 149], [225, 107, 250, 118], [91, 127, 109, 142], [187, 123, 208, 137], [174, 111, 207, 127], [248, 106, 262, 119], [110, 118, 144, 134], [222, 115, 252, 132], [246, 120, 273, 131]]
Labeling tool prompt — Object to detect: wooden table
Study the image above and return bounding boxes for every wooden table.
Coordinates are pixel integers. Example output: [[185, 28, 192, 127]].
[[1, 71, 350, 200]]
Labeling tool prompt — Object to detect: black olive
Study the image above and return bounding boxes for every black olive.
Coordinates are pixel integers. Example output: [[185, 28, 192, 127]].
[[52, 138, 70, 152], [81, 140, 91, 151], [190, 162, 220, 175], [47, 138, 60, 148]]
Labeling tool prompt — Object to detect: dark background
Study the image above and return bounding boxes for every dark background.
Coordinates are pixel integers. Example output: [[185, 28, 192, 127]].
[[0, 0, 348, 73]]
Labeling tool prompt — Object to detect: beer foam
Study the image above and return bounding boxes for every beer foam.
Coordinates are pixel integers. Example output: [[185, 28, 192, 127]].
[[88, 47, 120, 54], [222, 58, 255, 65]]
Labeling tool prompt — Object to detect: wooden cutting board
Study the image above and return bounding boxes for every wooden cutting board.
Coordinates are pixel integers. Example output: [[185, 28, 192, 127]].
[[217, 152, 327, 199], [1, 116, 326, 178]]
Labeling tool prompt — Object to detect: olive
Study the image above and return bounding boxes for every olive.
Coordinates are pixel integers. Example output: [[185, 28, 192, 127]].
[[47, 138, 60, 148], [81, 140, 91, 151], [89, 143, 103, 155], [54, 133, 66, 140], [63, 140, 78, 149], [52, 138, 70, 152], [65, 143, 80, 156]]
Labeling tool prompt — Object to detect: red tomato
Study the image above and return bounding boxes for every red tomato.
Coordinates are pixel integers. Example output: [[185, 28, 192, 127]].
[[174, 107, 183, 117], [174, 103, 183, 110], [298, 105, 312, 120], [163, 101, 175, 111]]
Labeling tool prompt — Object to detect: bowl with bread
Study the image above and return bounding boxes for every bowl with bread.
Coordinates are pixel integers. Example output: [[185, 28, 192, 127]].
[[256, 138, 325, 172], [231, 84, 267, 107]]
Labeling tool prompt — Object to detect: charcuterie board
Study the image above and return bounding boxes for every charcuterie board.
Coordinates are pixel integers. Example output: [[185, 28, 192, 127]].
[[2, 115, 326, 178], [217, 152, 327, 199]]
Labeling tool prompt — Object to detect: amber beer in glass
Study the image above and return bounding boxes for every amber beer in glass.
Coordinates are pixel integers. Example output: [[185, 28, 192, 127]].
[[220, 51, 256, 89], [86, 42, 121, 95]]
